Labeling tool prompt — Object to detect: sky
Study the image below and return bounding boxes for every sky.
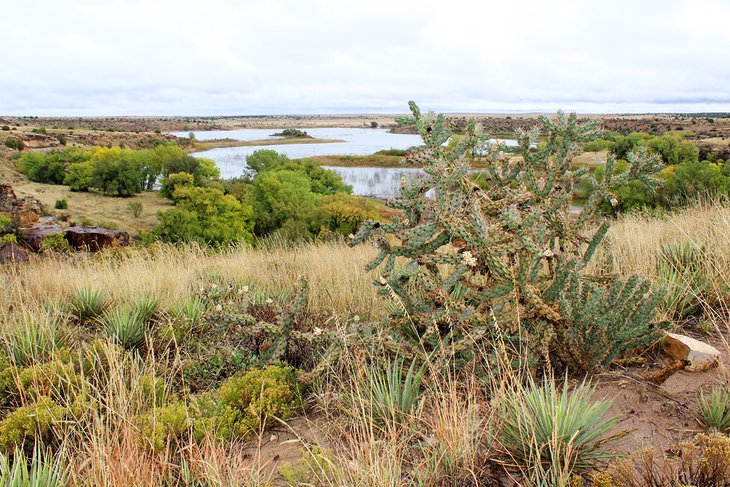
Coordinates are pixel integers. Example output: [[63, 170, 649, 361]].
[[1, 0, 729, 116]]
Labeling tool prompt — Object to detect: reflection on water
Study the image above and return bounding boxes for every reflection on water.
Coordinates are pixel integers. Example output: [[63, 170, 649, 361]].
[[322, 166, 427, 199], [181, 127, 517, 198]]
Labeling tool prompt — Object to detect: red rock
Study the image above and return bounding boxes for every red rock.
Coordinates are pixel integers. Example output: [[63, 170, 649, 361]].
[[0, 242, 30, 263], [64, 226, 129, 251]]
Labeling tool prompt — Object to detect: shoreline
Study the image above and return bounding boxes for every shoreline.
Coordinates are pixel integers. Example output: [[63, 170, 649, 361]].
[[190, 136, 344, 152]]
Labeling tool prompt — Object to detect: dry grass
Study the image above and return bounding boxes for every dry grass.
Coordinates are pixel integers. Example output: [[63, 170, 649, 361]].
[[0, 241, 382, 331]]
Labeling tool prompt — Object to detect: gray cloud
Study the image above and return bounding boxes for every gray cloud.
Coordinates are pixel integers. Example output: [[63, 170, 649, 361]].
[[1, 0, 729, 115]]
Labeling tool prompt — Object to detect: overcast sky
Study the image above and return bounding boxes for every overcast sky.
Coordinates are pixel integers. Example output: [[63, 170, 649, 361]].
[[2, 0, 729, 115]]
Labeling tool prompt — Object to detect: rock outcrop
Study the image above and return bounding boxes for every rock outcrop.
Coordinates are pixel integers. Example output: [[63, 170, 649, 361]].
[[0, 182, 42, 225], [64, 226, 129, 251], [18, 224, 65, 252]]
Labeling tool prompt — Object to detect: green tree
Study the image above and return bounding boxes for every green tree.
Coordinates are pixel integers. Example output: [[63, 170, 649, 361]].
[[89, 148, 144, 196], [160, 172, 195, 200], [252, 170, 318, 235], [155, 187, 254, 245], [273, 159, 352, 195], [64, 161, 94, 192], [245, 149, 290, 176]]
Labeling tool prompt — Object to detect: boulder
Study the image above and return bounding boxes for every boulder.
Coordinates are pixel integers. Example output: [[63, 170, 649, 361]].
[[18, 224, 65, 252], [64, 226, 129, 251], [0, 242, 30, 264], [0, 182, 41, 225], [663, 332, 721, 372]]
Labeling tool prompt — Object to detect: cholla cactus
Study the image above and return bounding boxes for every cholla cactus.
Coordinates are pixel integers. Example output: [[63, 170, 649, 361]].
[[352, 102, 667, 371]]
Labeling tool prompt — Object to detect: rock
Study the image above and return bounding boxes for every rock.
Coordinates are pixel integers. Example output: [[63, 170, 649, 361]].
[[0, 182, 42, 225], [18, 224, 64, 252], [663, 332, 721, 372], [0, 242, 30, 264], [64, 226, 129, 251]]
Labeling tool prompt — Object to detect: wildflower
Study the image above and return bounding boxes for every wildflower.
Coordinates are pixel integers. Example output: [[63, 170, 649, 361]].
[[610, 197, 619, 207], [215, 304, 223, 312], [461, 250, 478, 267], [266, 298, 273, 305], [379, 276, 387, 285], [352, 315, 360, 322], [313, 327, 323, 336], [348, 233, 355, 240], [543, 248, 554, 258]]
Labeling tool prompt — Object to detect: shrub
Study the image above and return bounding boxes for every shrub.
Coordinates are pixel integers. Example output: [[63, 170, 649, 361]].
[[4, 137, 24, 150], [0, 125, 9, 131], [40, 233, 69, 252], [698, 387, 730, 433], [351, 102, 666, 371], [599, 433, 730, 487], [218, 365, 302, 433], [31, 127, 47, 135], [136, 401, 191, 451], [53, 199, 67, 210], [0, 445, 66, 486], [0, 398, 66, 451], [102, 306, 146, 350], [245, 149, 290, 176], [155, 187, 255, 246], [127, 201, 143, 218], [498, 376, 619, 484], [67, 287, 108, 323]]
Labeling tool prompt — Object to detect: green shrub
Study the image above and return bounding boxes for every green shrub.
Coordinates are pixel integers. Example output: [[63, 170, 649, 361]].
[[127, 201, 143, 218], [218, 365, 302, 434], [15, 359, 82, 403], [31, 127, 47, 135], [1, 313, 66, 367], [498, 376, 619, 484], [0, 444, 66, 486], [101, 307, 146, 350], [0, 234, 17, 245], [0, 398, 66, 451], [53, 199, 67, 210], [4, 138, 24, 151], [155, 187, 254, 246], [698, 387, 730, 433], [40, 234, 69, 252], [135, 401, 190, 451], [0, 126, 9, 131], [68, 287, 108, 323]]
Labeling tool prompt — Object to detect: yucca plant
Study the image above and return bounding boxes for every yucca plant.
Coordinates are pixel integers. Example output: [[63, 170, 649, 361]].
[[1, 312, 66, 366], [657, 241, 714, 319], [698, 387, 730, 433], [131, 295, 160, 324], [172, 297, 206, 325], [67, 287, 107, 323], [364, 357, 425, 428], [0, 445, 66, 486], [498, 375, 620, 485], [102, 306, 146, 350]]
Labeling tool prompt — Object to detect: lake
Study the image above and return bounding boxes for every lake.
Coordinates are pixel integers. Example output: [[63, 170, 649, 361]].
[[177, 128, 513, 199]]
